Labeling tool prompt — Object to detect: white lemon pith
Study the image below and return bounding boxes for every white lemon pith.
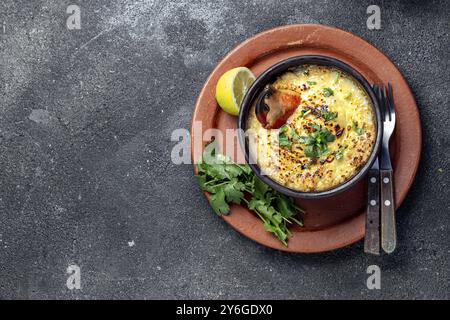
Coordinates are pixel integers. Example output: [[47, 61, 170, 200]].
[[215, 67, 255, 116]]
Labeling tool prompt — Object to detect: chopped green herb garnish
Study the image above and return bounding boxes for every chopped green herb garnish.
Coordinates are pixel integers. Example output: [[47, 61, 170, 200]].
[[323, 87, 334, 97], [344, 92, 352, 100], [278, 124, 292, 148], [196, 141, 305, 246], [303, 69, 310, 76], [352, 121, 364, 135], [296, 135, 316, 145], [335, 146, 346, 160], [300, 109, 311, 118], [298, 124, 336, 158], [290, 129, 303, 142], [279, 124, 290, 133], [309, 123, 322, 132], [278, 134, 292, 148], [333, 72, 341, 84], [307, 80, 317, 85], [321, 110, 338, 122], [304, 145, 317, 158]]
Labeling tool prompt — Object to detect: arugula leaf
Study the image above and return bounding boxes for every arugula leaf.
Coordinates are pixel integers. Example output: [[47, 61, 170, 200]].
[[352, 121, 364, 135], [323, 87, 334, 97]]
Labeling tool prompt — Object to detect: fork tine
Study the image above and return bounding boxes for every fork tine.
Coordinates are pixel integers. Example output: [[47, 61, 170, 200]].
[[387, 83, 396, 122], [372, 84, 378, 104], [382, 86, 390, 122], [373, 84, 384, 121], [378, 86, 385, 121], [385, 84, 392, 118], [378, 85, 386, 122]]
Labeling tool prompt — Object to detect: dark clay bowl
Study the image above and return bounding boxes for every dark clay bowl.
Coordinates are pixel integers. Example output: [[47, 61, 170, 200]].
[[238, 55, 382, 199]]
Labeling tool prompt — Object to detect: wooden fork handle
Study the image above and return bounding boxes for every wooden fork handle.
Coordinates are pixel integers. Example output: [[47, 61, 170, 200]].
[[364, 169, 380, 255], [380, 169, 396, 254]]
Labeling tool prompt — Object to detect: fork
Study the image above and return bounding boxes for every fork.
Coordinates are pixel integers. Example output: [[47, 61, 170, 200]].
[[379, 83, 397, 254], [364, 156, 380, 255], [364, 84, 382, 255]]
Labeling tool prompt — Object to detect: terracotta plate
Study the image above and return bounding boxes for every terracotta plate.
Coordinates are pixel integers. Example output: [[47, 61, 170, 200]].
[[190, 24, 421, 253]]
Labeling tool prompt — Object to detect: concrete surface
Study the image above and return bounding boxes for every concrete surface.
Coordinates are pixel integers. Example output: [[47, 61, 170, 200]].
[[0, 0, 449, 299]]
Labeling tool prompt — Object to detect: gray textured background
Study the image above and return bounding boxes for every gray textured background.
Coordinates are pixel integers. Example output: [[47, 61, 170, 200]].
[[0, 0, 449, 299]]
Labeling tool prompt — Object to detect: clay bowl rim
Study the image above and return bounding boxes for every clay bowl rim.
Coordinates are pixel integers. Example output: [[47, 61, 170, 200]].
[[238, 55, 383, 199]]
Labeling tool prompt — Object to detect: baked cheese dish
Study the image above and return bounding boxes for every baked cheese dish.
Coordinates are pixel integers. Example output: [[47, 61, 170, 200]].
[[247, 64, 376, 192]]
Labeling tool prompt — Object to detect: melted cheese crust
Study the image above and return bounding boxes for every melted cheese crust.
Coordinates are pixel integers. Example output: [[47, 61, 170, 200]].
[[247, 65, 376, 192]]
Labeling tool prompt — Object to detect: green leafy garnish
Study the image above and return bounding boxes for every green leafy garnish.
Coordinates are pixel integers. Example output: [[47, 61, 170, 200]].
[[320, 110, 338, 122], [278, 124, 292, 148], [307, 81, 317, 85], [333, 72, 341, 84], [323, 87, 334, 97], [209, 189, 230, 215], [352, 121, 364, 135], [290, 129, 303, 142], [278, 135, 292, 148], [279, 124, 290, 132], [335, 146, 346, 160], [278, 124, 310, 149], [309, 123, 322, 132], [298, 124, 336, 158], [300, 109, 311, 118], [196, 141, 305, 246]]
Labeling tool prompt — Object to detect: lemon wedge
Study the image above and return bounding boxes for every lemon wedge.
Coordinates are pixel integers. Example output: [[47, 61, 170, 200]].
[[215, 67, 255, 116]]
